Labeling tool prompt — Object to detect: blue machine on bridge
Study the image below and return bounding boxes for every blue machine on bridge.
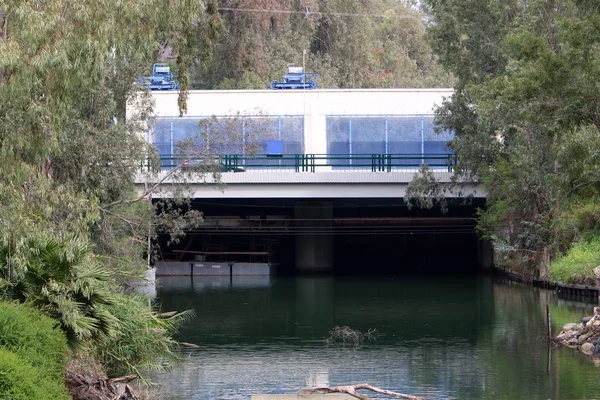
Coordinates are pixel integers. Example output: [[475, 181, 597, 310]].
[[270, 65, 317, 90], [138, 63, 179, 91]]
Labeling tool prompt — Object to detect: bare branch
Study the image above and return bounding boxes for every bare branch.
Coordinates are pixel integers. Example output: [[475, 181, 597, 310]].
[[102, 160, 189, 209], [298, 383, 425, 400]]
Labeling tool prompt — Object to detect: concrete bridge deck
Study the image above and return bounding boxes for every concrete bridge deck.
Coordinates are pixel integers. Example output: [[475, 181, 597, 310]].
[[136, 169, 483, 199]]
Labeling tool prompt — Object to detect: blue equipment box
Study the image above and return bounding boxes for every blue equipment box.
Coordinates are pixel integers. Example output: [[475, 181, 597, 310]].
[[266, 140, 284, 157]]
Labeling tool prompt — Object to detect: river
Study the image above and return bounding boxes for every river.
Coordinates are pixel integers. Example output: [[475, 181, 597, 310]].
[[150, 275, 600, 399]]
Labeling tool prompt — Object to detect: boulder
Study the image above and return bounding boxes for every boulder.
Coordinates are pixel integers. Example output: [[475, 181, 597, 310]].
[[578, 331, 595, 344], [562, 323, 579, 331], [567, 337, 579, 346], [556, 331, 577, 342], [586, 316, 599, 328], [581, 342, 595, 355]]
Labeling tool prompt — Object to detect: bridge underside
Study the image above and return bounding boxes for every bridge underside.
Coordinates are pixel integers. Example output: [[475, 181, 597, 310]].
[[155, 197, 491, 276]]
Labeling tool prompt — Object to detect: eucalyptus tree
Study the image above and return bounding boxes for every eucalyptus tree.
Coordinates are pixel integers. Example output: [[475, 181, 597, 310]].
[[0, 0, 220, 379], [195, 0, 452, 89], [419, 0, 600, 276]]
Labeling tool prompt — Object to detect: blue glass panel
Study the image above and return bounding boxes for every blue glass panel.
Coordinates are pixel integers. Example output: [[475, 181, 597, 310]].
[[387, 116, 422, 166], [423, 116, 454, 147], [352, 117, 386, 164], [326, 117, 350, 166], [151, 118, 172, 167]]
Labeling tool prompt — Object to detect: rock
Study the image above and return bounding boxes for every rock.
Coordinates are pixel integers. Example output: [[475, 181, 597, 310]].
[[594, 344, 600, 356], [563, 323, 579, 331], [579, 331, 595, 344], [577, 323, 585, 330], [586, 316, 599, 328], [581, 342, 595, 355], [567, 337, 579, 346], [557, 331, 577, 342], [582, 317, 592, 324], [594, 265, 600, 278]]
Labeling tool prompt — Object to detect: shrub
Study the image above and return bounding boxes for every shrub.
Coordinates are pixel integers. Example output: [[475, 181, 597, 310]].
[[549, 235, 600, 284], [0, 349, 70, 400], [93, 294, 194, 377], [0, 301, 68, 380]]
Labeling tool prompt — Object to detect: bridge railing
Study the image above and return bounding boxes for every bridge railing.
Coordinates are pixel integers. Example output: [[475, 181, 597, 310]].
[[154, 153, 456, 172]]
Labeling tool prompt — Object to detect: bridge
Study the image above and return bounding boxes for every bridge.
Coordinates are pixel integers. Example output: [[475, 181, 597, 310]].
[[133, 89, 489, 275]]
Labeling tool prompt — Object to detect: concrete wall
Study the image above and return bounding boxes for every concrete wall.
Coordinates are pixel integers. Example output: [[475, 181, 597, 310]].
[[155, 261, 273, 276]]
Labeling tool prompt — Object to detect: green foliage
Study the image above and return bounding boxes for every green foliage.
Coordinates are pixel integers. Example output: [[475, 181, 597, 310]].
[[93, 295, 195, 377], [193, 0, 453, 89], [419, 0, 600, 275], [0, 234, 119, 348], [0, 349, 70, 400], [0, 0, 219, 383], [0, 302, 70, 400], [549, 235, 600, 284], [0, 302, 68, 379]]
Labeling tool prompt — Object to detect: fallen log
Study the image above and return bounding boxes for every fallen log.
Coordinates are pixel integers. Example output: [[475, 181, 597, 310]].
[[298, 383, 425, 400]]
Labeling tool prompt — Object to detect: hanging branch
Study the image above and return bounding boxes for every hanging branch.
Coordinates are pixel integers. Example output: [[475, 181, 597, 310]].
[[298, 383, 426, 400], [101, 159, 189, 210], [0, 8, 7, 84]]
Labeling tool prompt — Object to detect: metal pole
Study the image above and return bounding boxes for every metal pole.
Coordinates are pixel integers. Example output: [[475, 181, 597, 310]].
[[278, 116, 282, 166], [170, 118, 174, 167], [421, 116, 425, 165], [349, 117, 352, 166], [385, 116, 388, 155], [242, 116, 246, 164]]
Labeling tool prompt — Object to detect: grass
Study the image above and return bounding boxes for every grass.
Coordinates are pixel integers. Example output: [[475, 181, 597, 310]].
[[549, 235, 600, 284]]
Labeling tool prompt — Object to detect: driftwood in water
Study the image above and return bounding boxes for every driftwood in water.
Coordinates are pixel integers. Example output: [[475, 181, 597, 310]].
[[298, 383, 425, 400], [66, 372, 139, 400]]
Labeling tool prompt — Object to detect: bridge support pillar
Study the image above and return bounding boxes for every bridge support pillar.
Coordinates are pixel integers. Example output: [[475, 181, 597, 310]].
[[295, 201, 333, 274], [477, 238, 494, 270]]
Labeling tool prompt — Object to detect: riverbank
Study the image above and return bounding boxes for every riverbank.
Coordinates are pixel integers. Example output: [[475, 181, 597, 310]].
[[493, 269, 600, 300]]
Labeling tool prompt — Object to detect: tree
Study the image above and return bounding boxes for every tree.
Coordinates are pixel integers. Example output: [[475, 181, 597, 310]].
[[192, 0, 453, 89], [418, 0, 600, 277], [0, 0, 220, 386]]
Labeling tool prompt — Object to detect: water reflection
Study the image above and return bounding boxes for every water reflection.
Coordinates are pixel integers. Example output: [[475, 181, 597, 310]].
[[151, 276, 600, 400]]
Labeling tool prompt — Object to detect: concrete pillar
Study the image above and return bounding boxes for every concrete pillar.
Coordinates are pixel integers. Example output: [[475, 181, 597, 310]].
[[295, 201, 334, 274], [477, 238, 494, 271]]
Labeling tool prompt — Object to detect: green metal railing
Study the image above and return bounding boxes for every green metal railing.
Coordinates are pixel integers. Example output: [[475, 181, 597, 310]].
[[158, 153, 456, 172]]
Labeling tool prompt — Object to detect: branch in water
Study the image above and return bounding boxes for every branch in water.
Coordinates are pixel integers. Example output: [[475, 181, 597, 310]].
[[298, 383, 425, 400]]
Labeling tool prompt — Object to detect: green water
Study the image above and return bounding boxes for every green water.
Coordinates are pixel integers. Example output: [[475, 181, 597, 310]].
[[151, 275, 600, 399]]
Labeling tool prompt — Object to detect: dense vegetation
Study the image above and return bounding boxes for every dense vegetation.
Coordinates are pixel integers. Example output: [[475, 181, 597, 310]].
[[414, 0, 600, 282], [0, 0, 217, 397], [1, 0, 598, 397], [0, 302, 70, 400], [191, 0, 453, 89]]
